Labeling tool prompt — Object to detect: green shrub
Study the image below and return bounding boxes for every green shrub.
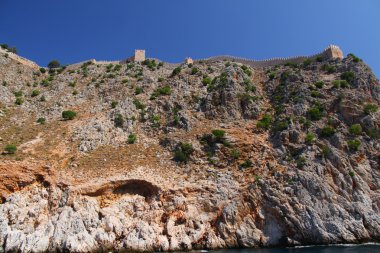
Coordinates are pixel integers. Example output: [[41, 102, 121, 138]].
[[240, 159, 253, 168], [135, 86, 143, 95], [68, 81, 76, 87], [322, 64, 336, 73], [347, 139, 361, 151], [341, 71, 355, 83], [202, 76, 212, 86], [4, 144, 17, 154], [127, 134, 137, 144], [158, 77, 164, 82], [47, 60, 61, 69], [31, 90, 40, 97], [349, 124, 362, 135], [303, 59, 312, 67], [349, 171, 355, 177], [72, 90, 78, 95], [296, 156, 307, 168], [37, 117, 46, 124], [308, 106, 323, 121], [39, 68, 46, 74], [114, 113, 124, 127], [366, 128, 380, 139], [151, 85, 171, 99], [305, 133, 316, 144], [62, 110, 77, 120], [15, 97, 23, 105], [174, 142, 194, 163], [231, 149, 240, 160], [268, 72, 276, 80], [321, 145, 331, 156], [191, 67, 199, 75], [133, 99, 146, 110], [14, 91, 23, 97], [316, 56, 323, 62], [111, 101, 118, 108], [171, 67, 181, 77], [273, 121, 289, 132], [364, 103, 378, 115], [315, 81, 324, 89], [212, 129, 225, 140], [348, 53, 361, 63], [256, 114, 272, 130], [311, 91, 321, 98], [320, 126, 335, 137]]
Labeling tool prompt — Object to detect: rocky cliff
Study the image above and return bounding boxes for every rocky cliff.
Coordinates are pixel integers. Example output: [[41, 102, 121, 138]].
[[0, 48, 379, 252]]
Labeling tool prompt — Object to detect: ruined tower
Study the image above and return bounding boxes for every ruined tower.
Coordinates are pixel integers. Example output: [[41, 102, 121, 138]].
[[133, 50, 145, 62], [324, 45, 344, 60]]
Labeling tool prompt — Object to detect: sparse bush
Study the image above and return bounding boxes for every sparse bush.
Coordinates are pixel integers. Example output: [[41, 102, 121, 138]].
[[68, 81, 76, 87], [231, 149, 240, 160], [320, 126, 335, 137], [111, 101, 118, 109], [364, 103, 378, 115], [4, 144, 17, 154], [273, 120, 289, 132], [322, 64, 336, 73], [311, 91, 321, 98], [37, 117, 46, 124], [174, 142, 194, 163], [158, 77, 164, 82], [315, 81, 324, 89], [15, 97, 23, 105], [240, 159, 253, 168], [305, 133, 316, 144], [114, 113, 124, 128], [191, 67, 199, 75], [31, 90, 40, 97], [171, 67, 181, 77], [133, 99, 146, 110], [72, 90, 78, 95], [202, 76, 212, 86], [150, 85, 171, 99], [308, 106, 323, 121], [366, 128, 380, 139], [296, 156, 307, 168], [321, 145, 331, 156], [47, 60, 61, 69], [39, 68, 46, 74], [341, 71, 355, 83], [348, 53, 361, 63], [268, 72, 276, 80], [62, 110, 77, 120], [303, 59, 312, 67], [349, 124, 362, 135], [347, 139, 361, 151], [127, 134, 137, 144], [14, 91, 23, 97], [349, 171, 355, 177], [256, 114, 272, 130], [135, 86, 143, 95], [212, 129, 225, 140]]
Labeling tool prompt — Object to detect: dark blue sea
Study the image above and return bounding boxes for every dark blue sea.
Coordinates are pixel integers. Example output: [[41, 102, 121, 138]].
[[197, 244, 380, 253]]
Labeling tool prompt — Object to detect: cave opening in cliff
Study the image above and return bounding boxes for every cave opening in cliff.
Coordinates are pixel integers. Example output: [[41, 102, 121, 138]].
[[113, 179, 160, 199]]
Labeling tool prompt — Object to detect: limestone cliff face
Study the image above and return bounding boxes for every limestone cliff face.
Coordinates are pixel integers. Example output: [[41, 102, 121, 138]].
[[0, 48, 379, 252]]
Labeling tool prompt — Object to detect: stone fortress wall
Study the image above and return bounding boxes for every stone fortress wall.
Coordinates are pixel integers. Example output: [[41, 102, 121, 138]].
[[1, 45, 344, 69], [0, 47, 39, 69], [193, 45, 344, 68]]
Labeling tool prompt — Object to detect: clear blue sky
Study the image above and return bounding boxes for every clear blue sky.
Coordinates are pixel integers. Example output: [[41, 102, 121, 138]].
[[1, 0, 379, 77]]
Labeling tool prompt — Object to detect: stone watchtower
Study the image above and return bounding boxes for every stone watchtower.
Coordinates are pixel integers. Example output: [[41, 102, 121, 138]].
[[324, 45, 344, 60], [185, 57, 193, 64], [133, 50, 145, 62]]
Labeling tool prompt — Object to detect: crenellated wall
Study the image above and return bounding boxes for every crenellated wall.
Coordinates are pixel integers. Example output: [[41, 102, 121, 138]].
[[193, 45, 344, 68], [0, 47, 39, 69]]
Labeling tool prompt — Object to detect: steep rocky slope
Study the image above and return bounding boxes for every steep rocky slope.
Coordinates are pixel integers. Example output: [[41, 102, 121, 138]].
[[0, 48, 380, 252]]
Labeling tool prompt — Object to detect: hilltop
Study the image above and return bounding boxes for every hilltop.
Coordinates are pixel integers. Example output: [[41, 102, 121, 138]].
[[0, 45, 379, 252]]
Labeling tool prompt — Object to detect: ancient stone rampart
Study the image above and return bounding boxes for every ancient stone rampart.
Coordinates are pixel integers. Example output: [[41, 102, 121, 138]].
[[0, 47, 39, 69], [194, 45, 343, 68]]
